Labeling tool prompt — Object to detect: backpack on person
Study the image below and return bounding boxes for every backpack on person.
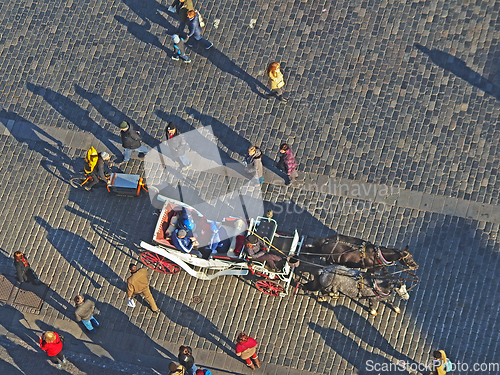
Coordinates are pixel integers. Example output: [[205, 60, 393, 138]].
[[443, 358, 453, 372], [84, 146, 99, 174]]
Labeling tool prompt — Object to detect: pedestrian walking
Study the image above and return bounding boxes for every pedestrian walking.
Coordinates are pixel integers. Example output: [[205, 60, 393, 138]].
[[235, 332, 261, 370], [73, 295, 100, 333], [243, 146, 263, 186], [431, 350, 452, 375], [178, 345, 197, 375], [119, 121, 150, 163], [165, 122, 192, 168], [186, 10, 213, 50], [266, 62, 287, 102], [277, 143, 298, 184], [126, 264, 160, 313], [13, 251, 42, 285], [169, 0, 194, 34], [168, 362, 186, 375], [39, 331, 67, 368], [171, 34, 192, 63]]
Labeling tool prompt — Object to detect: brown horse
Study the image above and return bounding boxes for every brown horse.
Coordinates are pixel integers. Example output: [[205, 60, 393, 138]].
[[301, 234, 418, 271]]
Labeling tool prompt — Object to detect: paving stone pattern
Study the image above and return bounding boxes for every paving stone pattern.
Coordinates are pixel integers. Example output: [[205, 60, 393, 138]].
[[0, 0, 500, 374]]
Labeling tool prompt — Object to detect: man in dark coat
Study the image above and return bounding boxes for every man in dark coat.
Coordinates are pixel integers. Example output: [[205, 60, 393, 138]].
[[166, 122, 191, 168], [178, 345, 197, 375], [170, 0, 194, 34], [119, 121, 149, 163]]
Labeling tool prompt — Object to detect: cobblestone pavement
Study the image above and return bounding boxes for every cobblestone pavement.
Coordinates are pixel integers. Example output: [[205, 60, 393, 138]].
[[1, 0, 500, 374]]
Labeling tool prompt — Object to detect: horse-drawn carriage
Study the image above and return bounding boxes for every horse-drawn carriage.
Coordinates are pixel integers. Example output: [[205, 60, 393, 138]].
[[139, 195, 305, 297], [139, 195, 419, 314]]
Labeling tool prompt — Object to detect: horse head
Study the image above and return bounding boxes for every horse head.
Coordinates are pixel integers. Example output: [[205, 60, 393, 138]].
[[398, 246, 419, 270]]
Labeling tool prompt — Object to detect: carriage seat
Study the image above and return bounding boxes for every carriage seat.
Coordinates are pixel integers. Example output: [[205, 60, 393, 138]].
[[220, 219, 247, 258], [154, 203, 182, 247]]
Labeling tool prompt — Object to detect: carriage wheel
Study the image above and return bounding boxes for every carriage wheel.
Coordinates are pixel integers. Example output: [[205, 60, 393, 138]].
[[256, 280, 284, 296], [140, 250, 181, 274]]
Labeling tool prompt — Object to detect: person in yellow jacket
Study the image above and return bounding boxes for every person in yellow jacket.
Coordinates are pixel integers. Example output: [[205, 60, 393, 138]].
[[266, 62, 287, 102], [432, 350, 449, 375], [127, 264, 159, 313]]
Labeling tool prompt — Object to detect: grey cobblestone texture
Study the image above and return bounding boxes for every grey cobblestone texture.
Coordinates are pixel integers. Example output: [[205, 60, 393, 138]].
[[1, 0, 500, 374]]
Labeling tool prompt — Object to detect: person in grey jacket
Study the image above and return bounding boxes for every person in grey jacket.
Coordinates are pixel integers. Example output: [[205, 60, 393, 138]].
[[119, 121, 150, 163], [165, 122, 191, 169], [74, 295, 100, 333]]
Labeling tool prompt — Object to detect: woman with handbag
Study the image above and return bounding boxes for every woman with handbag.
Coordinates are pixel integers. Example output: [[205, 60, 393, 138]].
[[39, 331, 66, 368], [235, 332, 261, 370]]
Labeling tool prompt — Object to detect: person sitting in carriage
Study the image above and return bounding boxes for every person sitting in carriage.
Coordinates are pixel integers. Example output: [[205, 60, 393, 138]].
[[244, 235, 282, 271], [171, 229, 203, 257], [177, 207, 196, 237]]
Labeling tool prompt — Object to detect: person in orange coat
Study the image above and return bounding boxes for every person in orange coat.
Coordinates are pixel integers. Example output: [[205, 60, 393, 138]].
[[39, 331, 66, 368], [235, 332, 261, 370]]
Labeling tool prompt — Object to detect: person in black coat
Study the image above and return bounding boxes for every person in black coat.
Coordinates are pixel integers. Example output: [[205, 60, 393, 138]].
[[119, 121, 150, 163], [178, 345, 197, 375], [166, 122, 191, 169], [13, 251, 42, 285]]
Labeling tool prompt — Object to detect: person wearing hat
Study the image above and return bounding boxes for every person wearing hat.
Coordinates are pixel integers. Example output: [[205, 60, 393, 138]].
[[126, 264, 159, 313], [165, 122, 192, 168], [244, 234, 282, 270], [85, 151, 113, 191], [171, 228, 200, 256], [119, 121, 150, 163], [171, 34, 191, 63]]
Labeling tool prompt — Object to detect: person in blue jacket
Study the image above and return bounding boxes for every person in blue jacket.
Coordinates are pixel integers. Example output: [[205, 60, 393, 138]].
[[171, 229, 201, 257], [186, 10, 213, 50]]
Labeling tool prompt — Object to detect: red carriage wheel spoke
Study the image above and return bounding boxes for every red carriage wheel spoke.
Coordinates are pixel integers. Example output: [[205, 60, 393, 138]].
[[140, 250, 180, 274], [256, 280, 284, 296]]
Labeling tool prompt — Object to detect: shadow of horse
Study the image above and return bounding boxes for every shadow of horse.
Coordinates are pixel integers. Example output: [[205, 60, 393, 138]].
[[414, 43, 500, 100], [0, 110, 73, 183], [26, 83, 122, 157]]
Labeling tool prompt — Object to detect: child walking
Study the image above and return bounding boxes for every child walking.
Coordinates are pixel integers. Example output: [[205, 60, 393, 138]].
[[171, 34, 191, 63]]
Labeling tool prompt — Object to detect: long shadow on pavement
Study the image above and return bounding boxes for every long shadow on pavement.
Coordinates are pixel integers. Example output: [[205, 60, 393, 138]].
[[34, 216, 125, 291], [0, 109, 73, 183], [114, 15, 173, 57], [122, 0, 176, 34], [308, 322, 401, 375], [414, 43, 500, 100], [188, 45, 269, 98], [26, 83, 122, 157]]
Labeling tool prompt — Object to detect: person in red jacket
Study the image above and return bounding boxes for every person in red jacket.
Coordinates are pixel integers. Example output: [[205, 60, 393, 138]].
[[235, 332, 261, 370], [39, 331, 66, 368]]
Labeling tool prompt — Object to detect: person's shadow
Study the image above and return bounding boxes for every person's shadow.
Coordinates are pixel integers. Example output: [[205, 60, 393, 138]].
[[308, 322, 402, 375], [414, 43, 500, 100], [34, 217, 125, 291], [330, 305, 417, 367], [26, 83, 122, 157], [188, 46, 269, 98], [0, 110, 73, 183], [114, 15, 173, 57], [73, 84, 160, 148], [121, 0, 176, 34], [152, 289, 239, 359]]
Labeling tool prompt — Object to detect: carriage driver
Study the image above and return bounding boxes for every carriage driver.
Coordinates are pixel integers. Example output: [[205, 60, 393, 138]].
[[244, 235, 282, 271]]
